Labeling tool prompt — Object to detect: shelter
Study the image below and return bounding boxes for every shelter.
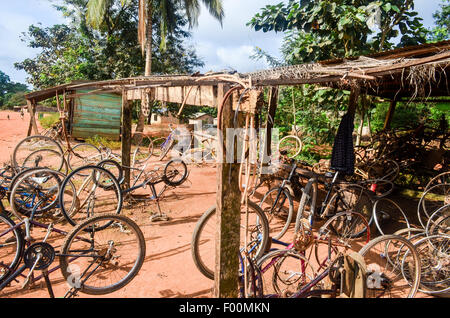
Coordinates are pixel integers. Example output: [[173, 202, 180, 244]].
[[24, 40, 450, 297]]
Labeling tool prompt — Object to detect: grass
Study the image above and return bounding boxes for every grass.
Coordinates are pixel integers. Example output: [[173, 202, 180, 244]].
[[85, 135, 121, 150], [38, 112, 60, 129]]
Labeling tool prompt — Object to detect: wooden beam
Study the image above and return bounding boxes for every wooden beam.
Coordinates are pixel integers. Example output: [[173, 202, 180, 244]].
[[27, 100, 39, 136], [347, 85, 360, 117], [121, 90, 132, 188], [264, 87, 279, 159], [214, 83, 242, 298], [383, 99, 397, 130]]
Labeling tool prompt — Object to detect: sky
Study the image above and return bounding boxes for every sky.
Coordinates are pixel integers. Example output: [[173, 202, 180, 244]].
[[0, 0, 443, 87]]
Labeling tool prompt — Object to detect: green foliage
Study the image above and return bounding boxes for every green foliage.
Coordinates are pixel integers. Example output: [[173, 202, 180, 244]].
[[0, 70, 29, 108], [248, 0, 428, 60], [428, 0, 450, 42], [85, 135, 122, 150], [38, 113, 61, 129], [248, 0, 432, 157], [370, 101, 450, 132], [3, 92, 27, 108], [15, 0, 204, 89]]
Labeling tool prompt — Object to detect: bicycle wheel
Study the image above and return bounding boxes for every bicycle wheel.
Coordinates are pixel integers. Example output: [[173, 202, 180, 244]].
[[317, 211, 370, 265], [96, 160, 124, 188], [132, 135, 154, 166], [412, 234, 449, 295], [256, 249, 316, 297], [373, 198, 411, 235], [322, 184, 373, 235], [191, 201, 269, 280], [9, 168, 62, 219], [163, 159, 188, 187], [58, 166, 123, 227], [67, 143, 103, 171], [358, 235, 421, 298], [12, 135, 64, 172], [59, 214, 146, 295], [294, 178, 318, 233], [278, 135, 302, 159], [417, 183, 450, 228], [364, 179, 395, 199], [0, 213, 24, 284], [425, 205, 450, 237], [367, 159, 399, 182], [259, 187, 294, 240], [425, 172, 450, 192]]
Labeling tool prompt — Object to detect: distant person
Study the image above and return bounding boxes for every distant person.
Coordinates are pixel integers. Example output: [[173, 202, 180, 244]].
[[7, 115, 10, 120], [20, 109, 24, 120]]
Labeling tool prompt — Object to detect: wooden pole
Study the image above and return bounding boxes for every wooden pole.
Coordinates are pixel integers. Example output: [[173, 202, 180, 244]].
[[347, 85, 360, 117], [27, 99, 39, 136], [214, 83, 242, 298], [383, 99, 397, 130], [121, 90, 132, 189], [264, 87, 279, 160]]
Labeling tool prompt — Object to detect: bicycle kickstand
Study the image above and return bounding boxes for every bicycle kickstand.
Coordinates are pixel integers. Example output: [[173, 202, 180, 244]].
[[149, 199, 169, 222]]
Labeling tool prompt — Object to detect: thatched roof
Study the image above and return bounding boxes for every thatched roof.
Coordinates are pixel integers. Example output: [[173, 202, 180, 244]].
[[25, 40, 450, 103]]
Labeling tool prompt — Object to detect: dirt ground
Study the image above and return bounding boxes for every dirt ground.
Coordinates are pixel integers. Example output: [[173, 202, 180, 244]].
[[0, 110, 439, 299], [0, 110, 219, 298]]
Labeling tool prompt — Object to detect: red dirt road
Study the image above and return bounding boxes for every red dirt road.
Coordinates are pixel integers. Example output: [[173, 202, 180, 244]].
[[0, 110, 218, 298]]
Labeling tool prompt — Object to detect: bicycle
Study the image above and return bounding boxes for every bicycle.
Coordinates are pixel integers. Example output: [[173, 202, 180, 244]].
[[0, 200, 146, 298], [253, 233, 421, 298], [191, 200, 270, 280], [90, 158, 188, 222], [257, 159, 313, 240]]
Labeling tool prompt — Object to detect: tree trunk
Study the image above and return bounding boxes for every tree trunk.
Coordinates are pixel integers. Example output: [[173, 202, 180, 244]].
[[136, 0, 153, 134]]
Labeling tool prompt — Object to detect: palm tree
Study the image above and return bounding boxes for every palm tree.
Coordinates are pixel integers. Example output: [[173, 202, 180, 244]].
[[87, 0, 224, 76]]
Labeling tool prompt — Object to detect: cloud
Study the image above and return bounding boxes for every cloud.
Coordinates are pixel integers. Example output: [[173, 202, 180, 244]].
[[0, 0, 65, 84], [189, 0, 285, 73]]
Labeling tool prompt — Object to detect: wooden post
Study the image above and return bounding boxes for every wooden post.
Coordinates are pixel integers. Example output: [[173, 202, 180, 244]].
[[27, 99, 39, 136], [383, 100, 397, 130], [214, 83, 242, 298], [347, 85, 360, 117], [264, 87, 279, 160], [121, 90, 132, 189]]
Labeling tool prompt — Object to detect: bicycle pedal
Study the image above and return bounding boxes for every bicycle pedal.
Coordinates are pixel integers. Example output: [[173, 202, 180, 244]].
[[150, 214, 170, 222]]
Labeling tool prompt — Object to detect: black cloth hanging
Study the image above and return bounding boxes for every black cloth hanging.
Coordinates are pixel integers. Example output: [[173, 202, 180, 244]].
[[330, 112, 355, 176]]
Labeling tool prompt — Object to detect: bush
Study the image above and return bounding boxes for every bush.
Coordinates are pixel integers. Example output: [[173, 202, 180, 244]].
[[38, 112, 60, 129]]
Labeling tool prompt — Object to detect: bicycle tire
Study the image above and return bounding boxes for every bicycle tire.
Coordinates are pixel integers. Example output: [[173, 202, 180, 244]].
[[259, 187, 294, 240], [321, 184, 374, 236], [132, 135, 154, 166], [59, 213, 146, 295], [9, 168, 63, 219], [163, 159, 188, 187], [96, 159, 124, 188], [0, 213, 24, 284], [58, 166, 123, 227], [12, 135, 65, 172], [359, 234, 421, 298], [67, 143, 103, 171], [256, 248, 316, 297], [191, 201, 269, 280], [372, 198, 411, 236], [278, 135, 303, 159]]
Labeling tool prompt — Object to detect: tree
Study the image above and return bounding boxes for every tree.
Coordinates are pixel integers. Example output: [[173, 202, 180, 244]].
[[0, 70, 29, 108], [87, 0, 224, 76], [428, 0, 450, 42], [15, 1, 204, 89], [248, 0, 428, 60], [247, 1, 429, 149]]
